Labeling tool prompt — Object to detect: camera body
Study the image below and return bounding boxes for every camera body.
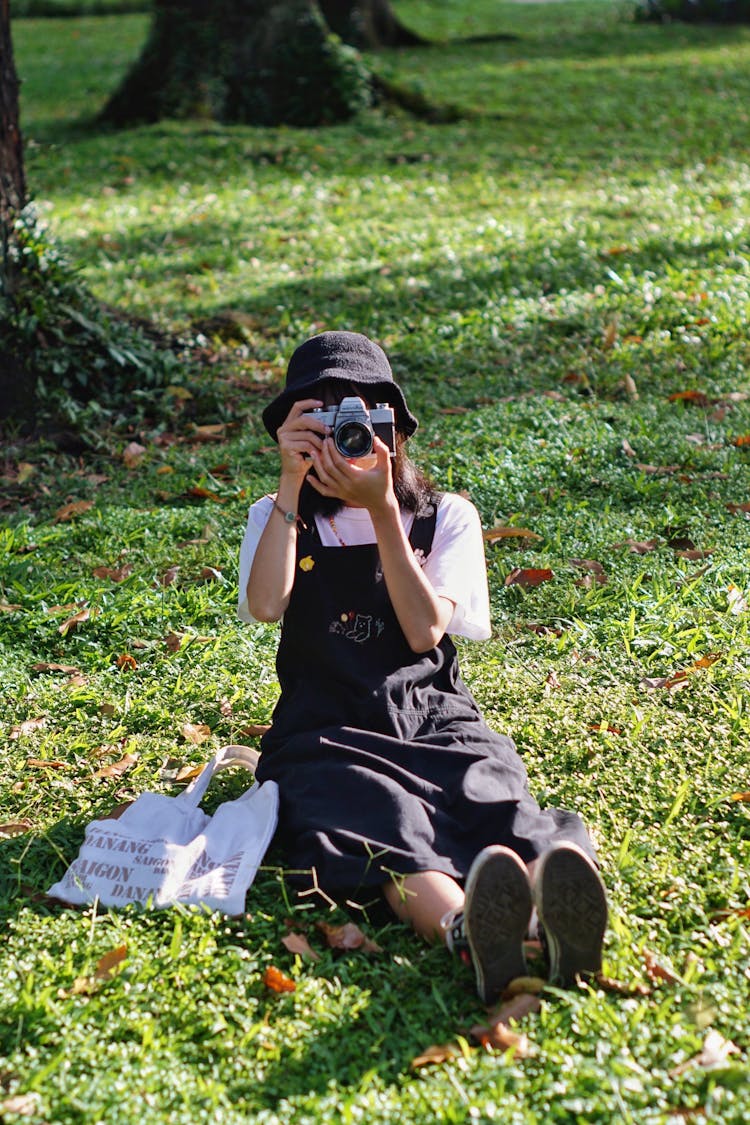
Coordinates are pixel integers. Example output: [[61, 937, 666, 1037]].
[[305, 397, 396, 459]]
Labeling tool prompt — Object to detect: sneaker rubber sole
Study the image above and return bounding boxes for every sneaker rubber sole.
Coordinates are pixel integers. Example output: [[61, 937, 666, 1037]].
[[534, 843, 608, 986], [463, 845, 532, 1006]]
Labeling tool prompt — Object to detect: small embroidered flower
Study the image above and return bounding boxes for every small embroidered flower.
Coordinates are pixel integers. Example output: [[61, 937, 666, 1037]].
[[299, 556, 315, 572]]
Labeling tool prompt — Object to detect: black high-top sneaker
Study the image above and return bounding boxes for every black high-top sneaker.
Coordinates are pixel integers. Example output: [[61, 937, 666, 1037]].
[[442, 846, 533, 1006], [533, 842, 608, 986]]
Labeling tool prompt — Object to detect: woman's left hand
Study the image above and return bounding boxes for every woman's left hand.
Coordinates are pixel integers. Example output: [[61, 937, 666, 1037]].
[[307, 435, 394, 513]]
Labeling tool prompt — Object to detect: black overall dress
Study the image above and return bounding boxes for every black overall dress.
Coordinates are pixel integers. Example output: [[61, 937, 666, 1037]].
[[256, 494, 594, 902]]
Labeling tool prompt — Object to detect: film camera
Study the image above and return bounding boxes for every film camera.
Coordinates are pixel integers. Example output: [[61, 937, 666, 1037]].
[[305, 397, 396, 459]]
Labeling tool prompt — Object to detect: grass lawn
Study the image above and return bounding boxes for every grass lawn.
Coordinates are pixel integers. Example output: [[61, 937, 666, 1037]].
[[2, 1, 750, 1121]]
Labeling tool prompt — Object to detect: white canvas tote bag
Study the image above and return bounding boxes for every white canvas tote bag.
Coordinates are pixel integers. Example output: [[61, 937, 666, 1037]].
[[48, 745, 278, 915]]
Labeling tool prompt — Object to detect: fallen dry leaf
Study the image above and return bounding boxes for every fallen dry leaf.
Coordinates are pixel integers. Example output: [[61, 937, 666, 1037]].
[[92, 564, 133, 582], [238, 723, 272, 738], [54, 499, 94, 522], [0, 820, 32, 838], [472, 1021, 533, 1057], [410, 1041, 463, 1069], [198, 566, 223, 582], [68, 944, 128, 996], [123, 441, 146, 469], [670, 1029, 740, 1076], [483, 526, 541, 544], [725, 501, 750, 516], [59, 607, 94, 636], [623, 373, 638, 400], [635, 462, 680, 476], [438, 406, 470, 415], [263, 965, 296, 993], [0, 1093, 40, 1117], [10, 718, 47, 739], [315, 921, 382, 954], [729, 792, 750, 803], [622, 438, 637, 457], [282, 932, 321, 962], [644, 949, 681, 985], [94, 753, 138, 780], [0, 601, 22, 612], [727, 585, 748, 615], [191, 423, 226, 442], [187, 486, 226, 503], [31, 662, 80, 675], [613, 538, 659, 554], [602, 320, 618, 350], [117, 654, 137, 671], [505, 568, 554, 588], [161, 565, 180, 587], [668, 390, 711, 407], [182, 722, 211, 745], [595, 972, 651, 997]]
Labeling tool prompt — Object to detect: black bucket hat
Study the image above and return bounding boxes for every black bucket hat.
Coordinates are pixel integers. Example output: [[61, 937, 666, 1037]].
[[262, 331, 418, 441]]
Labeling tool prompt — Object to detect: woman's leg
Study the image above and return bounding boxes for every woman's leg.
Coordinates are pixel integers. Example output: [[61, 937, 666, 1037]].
[[382, 870, 464, 944]]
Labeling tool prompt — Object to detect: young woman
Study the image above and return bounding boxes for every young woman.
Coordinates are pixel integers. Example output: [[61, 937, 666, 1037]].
[[239, 331, 607, 1004]]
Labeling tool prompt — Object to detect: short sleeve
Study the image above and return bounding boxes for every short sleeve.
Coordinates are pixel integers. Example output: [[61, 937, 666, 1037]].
[[237, 495, 274, 624], [422, 493, 491, 640]]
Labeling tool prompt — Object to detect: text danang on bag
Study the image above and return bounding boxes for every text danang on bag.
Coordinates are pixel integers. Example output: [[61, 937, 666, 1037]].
[[49, 745, 278, 916]]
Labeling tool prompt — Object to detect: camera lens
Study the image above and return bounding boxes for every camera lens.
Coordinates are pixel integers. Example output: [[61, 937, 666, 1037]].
[[335, 421, 373, 458]]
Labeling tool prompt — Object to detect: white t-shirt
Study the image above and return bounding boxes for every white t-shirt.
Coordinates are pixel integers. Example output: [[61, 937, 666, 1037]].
[[237, 492, 491, 640]]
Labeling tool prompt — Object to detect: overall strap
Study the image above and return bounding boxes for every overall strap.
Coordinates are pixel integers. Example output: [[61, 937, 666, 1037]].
[[408, 492, 441, 557]]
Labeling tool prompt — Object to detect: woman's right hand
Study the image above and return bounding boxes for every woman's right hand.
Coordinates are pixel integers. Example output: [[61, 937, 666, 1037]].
[[276, 399, 330, 482]]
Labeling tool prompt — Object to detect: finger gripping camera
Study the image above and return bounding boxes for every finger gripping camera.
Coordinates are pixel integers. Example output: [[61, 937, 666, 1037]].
[[306, 397, 396, 459]]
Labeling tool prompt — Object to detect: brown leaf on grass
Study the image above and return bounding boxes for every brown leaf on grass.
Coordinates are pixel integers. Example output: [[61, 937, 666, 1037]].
[[122, 441, 146, 469], [545, 671, 561, 692], [727, 585, 748, 615], [315, 921, 383, 954], [117, 654, 137, 671], [182, 722, 211, 745], [505, 567, 554, 588], [589, 722, 623, 735], [92, 564, 133, 582], [635, 462, 680, 476], [0, 820, 33, 838], [595, 972, 651, 997], [410, 1041, 463, 1069], [31, 662, 80, 675], [59, 607, 94, 636], [26, 758, 68, 771], [725, 501, 750, 516], [10, 718, 47, 739], [238, 723, 272, 738], [164, 631, 184, 651], [623, 373, 639, 400], [437, 406, 470, 415], [571, 559, 608, 586], [675, 548, 714, 561], [198, 566, 223, 582], [732, 433, 750, 447], [282, 932, 321, 962], [612, 537, 659, 554], [0, 601, 22, 612], [668, 390, 711, 407], [69, 944, 128, 996], [191, 423, 226, 442], [98, 800, 134, 821], [0, 1093, 40, 1117], [186, 486, 226, 503], [473, 1022, 533, 1057], [602, 320, 618, 350], [669, 1029, 739, 1076], [640, 673, 690, 692], [263, 965, 296, 993], [644, 949, 681, 985], [94, 753, 138, 780], [483, 526, 542, 544], [174, 763, 204, 782], [729, 792, 750, 803], [161, 565, 181, 587], [54, 499, 94, 522], [622, 438, 637, 457]]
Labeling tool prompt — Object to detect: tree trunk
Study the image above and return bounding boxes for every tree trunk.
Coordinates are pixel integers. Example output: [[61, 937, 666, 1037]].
[[0, 0, 34, 423], [318, 0, 428, 47], [101, 0, 373, 127]]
